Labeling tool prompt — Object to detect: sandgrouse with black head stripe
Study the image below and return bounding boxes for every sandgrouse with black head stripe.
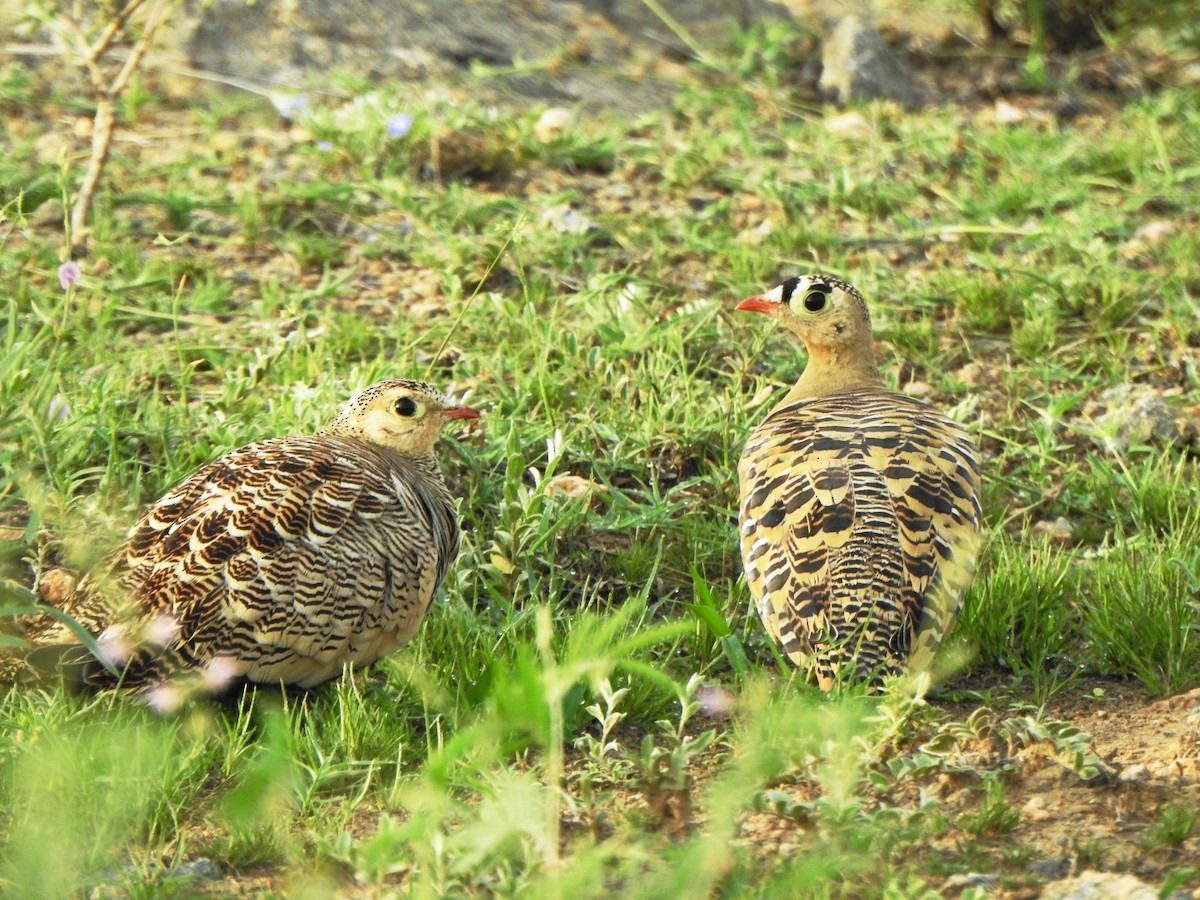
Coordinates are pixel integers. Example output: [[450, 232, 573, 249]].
[[736, 275, 981, 689], [24, 380, 479, 692]]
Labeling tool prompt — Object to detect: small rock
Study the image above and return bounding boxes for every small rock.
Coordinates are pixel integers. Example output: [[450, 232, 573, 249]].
[[168, 858, 221, 882], [1148, 686, 1200, 713], [534, 107, 573, 143], [1027, 857, 1071, 880], [1120, 220, 1177, 259], [902, 381, 934, 398], [1089, 384, 1181, 453], [696, 683, 735, 718], [954, 362, 987, 386], [210, 130, 243, 156], [819, 15, 923, 108], [1021, 794, 1052, 822], [1031, 517, 1074, 546], [824, 111, 872, 139], [995, 99, 1026, 124], [1117, 764, 1151, 783], [539, 204, 597, 236], [1134, 221, 1176, 243], [735, 217, 774, 245], [1041, 870, 1157, 900], [943, 872, 1001, 890]]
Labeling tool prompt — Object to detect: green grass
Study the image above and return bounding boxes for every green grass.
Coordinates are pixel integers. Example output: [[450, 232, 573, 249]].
[[3, 10, 1200, 896]]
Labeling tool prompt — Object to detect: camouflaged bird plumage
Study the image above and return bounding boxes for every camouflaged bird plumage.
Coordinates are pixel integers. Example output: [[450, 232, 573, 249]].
[[737, 275, 982, 689], [20, 379, 479, 691]]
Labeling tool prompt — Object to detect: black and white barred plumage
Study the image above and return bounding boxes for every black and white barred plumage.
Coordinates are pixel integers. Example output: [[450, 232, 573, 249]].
[[23, 380, 478, 690], [737, 275, 982, 689]]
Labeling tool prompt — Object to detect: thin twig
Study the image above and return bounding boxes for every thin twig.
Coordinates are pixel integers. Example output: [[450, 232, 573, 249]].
[[60, 0, 177, 257], [88, 0, 149, 65], [109, 0, 170, 96]]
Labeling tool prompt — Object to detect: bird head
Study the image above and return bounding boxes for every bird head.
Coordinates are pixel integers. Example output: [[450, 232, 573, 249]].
[[737, 273, 872, 351], [328, 380, 480, 454]]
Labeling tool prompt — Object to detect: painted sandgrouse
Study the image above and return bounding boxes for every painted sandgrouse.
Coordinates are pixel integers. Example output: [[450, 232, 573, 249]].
[[736, 275, 982, 689], [23, 379, 479, 692]]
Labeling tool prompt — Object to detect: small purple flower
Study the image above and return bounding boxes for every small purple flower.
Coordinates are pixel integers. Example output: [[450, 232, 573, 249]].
[[273, 93, 310, 122], [386, 112, 413, 139], [47, 393, 70, 421], [317, 140, 333, 152], [58, 261, 81, 290]]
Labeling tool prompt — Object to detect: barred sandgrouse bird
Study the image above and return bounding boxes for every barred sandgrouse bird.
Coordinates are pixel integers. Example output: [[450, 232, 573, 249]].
[[736, 275, 981, 689], [23, 380, 479, 692]]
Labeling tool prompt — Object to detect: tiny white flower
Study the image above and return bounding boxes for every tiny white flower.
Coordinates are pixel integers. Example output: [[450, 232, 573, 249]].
[[145, 682, 183, 715], [203, 655, 239, 692], [146, 614, 180, 647], [96, 627, 132, 667]]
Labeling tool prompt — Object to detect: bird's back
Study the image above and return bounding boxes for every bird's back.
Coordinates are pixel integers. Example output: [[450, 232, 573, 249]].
[[738, 388, 981, 688], [29, 434, 461, 690]]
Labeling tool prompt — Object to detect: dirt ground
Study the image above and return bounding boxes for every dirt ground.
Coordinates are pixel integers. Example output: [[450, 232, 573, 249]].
[[729, 679, 1200, 895]]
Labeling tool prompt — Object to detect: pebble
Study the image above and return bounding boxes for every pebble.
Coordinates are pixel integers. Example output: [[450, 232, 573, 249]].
[[168, 858, 221, 881], [1021, 794, 1052, 822], [1089, 384, 1181, 454], [1027, 857, 1071, 880], [1031, 517, 1074, 546], [943, 872, 1000, 890], [534, 107, 573, 143], [824, 111, 872, 139], [539, 204, 597, 236], [1117, 764, 1150, 783]]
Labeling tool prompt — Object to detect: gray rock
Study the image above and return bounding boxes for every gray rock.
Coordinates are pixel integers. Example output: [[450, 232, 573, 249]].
[[819, 15, 923, 108], [1027, 856, 1071, 880], [942, 872, 1001, 891], [183, 0, 788, 114], [167, 858, 222, 881], [1090, 383, 1181, 454], [1040, 870, 1158, 900]]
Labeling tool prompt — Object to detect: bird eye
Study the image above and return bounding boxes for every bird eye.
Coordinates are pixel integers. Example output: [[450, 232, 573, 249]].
[[802, 288, 830, 312], [394, 396, 423, 417]]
